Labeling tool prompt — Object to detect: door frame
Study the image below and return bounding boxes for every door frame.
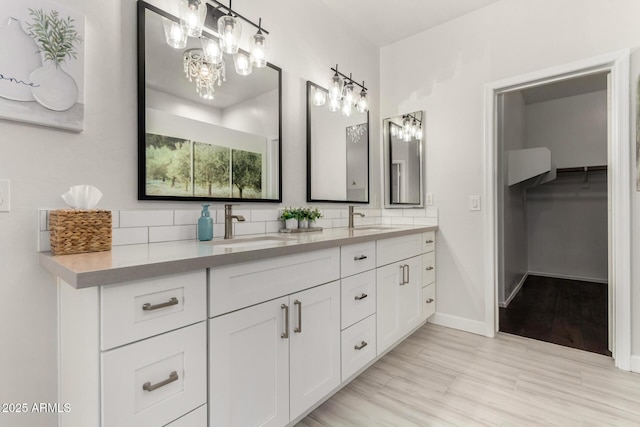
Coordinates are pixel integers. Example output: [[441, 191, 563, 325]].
[[482, 50, 631, 370]]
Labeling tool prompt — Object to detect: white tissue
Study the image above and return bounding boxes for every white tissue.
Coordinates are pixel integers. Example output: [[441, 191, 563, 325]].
[[61, 185, 103, 210]]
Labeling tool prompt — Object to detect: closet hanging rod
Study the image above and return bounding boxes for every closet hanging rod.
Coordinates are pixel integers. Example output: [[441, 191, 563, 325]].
[[556, 165, 607, 173]]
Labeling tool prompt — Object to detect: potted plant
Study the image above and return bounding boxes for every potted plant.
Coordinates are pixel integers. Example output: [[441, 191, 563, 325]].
[[279, 207, 298, 230], [307, 208, 322, 228], [298, 208, 310, 229]]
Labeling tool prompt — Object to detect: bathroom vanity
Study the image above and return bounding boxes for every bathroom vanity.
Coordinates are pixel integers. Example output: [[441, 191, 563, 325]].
[[40, 225, 436, 427]]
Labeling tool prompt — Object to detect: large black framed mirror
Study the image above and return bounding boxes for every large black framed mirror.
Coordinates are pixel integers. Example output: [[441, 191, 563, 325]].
[[306, 81, 369, 203], [383, 111, 424, 207], [137, 1, 282, 202]]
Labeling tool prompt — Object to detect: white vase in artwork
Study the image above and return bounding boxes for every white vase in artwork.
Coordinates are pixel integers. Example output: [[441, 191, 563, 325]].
[[29, 62, 78, 111], [0, 18, 42, 101]]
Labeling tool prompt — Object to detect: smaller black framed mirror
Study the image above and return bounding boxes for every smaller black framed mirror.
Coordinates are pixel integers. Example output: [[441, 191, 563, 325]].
[[306, 81, 369, 203], [383, 111, 424, 207]]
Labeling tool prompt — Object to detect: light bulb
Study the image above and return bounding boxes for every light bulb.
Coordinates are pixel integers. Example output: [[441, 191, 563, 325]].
[[201, 37, 222, 65], [329, 73, 343, 101], [341, 100, 352, 117], [343, 82, 354, 106], [416, 127, 423, 140], [356, 89, 368, 113], [312, 88, 326, 106], [250, 32, 269, 67], [218, 15, 242, 54], [163, 18, 187, 48], [390, 125, 398, 137], [178, 0, 206, 38], [403, 116, 411, 135], [328, 97, 340, 112], [234, 52, 252, 75]]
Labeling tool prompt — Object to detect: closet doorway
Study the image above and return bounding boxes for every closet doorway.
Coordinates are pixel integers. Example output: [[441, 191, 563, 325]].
[[483, 50, 631, 370], [497, 73, 611, 355]]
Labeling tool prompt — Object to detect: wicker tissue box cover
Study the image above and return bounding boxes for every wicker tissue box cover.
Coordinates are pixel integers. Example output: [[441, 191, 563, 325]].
[[49, 209, 112, 256]]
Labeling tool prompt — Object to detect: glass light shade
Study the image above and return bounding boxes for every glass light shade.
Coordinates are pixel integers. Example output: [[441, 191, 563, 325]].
[[329, 73, 343, 101], [328, 97, 340, 112], [356, 89, 368, 113], [218, 15, 242, 54], [404, 130, 411, 142], [402, 116, 411, 135], [390, 125, 398, 136], [250, 32, 269, 67], [398, 128, 404, 139], [163, 18, 188, 48], [312, 87, 326, 106], [410, 119, 417, 136], [233, 52, 252, 75], [341, 99, 352, 117], [179, 0, 206, 38], [416, 128, 423, 140], [201, 37, 223, 64], [343, 82, 354, 106]]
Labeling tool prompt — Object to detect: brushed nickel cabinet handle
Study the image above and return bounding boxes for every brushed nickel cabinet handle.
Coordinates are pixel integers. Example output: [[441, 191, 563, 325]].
[[143, 371, 178, 392], [294, 300, 302, 333], [354, 341, 368, 350], [399, 265, 405, 285], [354, 293, 368, 301], [425, 239, 434, 244], [142, 297, 179, 311], [281, 304, 289, 339], [426, 298, 434, 304], [405, 264, 410, 284], [353, 255, 368, 261], [426, 266, 434, 271]]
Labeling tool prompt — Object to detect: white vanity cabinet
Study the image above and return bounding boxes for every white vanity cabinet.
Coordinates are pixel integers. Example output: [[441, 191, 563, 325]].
[[209, 249, 341, 426]]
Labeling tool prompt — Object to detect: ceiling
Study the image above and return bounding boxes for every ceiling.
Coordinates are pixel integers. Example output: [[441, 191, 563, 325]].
[[319, 0, 502, 47], [521, 72, 609, 105]]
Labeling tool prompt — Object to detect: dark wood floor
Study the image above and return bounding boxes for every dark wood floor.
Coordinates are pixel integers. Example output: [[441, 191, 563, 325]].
[[499, 275, 611, 356]]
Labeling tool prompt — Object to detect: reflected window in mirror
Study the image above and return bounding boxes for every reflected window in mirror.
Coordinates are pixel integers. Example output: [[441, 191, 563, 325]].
[[137, 1, 282, 202], [383, 111, 424, 207], [306, 81, 369, 203]]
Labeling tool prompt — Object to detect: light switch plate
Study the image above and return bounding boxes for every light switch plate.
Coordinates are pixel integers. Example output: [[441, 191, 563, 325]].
[[0, 179, 9, 212], [426, 192, 434, 206], [469, 195, 481, 211]]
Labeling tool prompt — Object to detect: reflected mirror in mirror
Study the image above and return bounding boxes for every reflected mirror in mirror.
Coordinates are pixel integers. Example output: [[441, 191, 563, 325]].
[[384, 111, 424, 207], [138, 2, 282, 202], [307, 81, 369, 203]]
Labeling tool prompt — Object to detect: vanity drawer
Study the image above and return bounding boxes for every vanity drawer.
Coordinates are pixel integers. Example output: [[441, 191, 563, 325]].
[[341, 314, 376, 381], [341, 241, 376, 278], [422, 283, 436, 321], [423, 251, 435, 286], [101, 270, 207, 350], [165, 405, 207, 427], [376, 234, 423, 267], [210, 247, 340, 317], [341, 270, 376, 329], [422, 231, 436, 253], [101, 322, 207, 427]]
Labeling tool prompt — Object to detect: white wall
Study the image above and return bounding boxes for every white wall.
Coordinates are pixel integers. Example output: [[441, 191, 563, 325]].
[[499, 91, 528, 305], [380, 0, 640, 338], [526, 90, 608, 168], [0, 1, 379, 425]]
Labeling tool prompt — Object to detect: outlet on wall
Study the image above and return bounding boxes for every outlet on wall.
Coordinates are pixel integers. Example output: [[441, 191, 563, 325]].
[[0, 179, 10, 212]]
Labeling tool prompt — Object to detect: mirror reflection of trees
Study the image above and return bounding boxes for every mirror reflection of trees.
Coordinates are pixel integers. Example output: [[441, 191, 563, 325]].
[[145, 133, 263, 199]]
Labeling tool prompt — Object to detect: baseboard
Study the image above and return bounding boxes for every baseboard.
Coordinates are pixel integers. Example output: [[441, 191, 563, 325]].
[[430, 312, 486, 336], [499, 272, 528, 308], [527, 271, 607, 284], [631, 355, 640, 373]]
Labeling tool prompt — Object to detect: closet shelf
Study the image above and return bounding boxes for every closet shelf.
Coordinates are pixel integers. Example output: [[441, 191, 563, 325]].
[[507, 147, 551, 186], [556, 165, 607, 173]]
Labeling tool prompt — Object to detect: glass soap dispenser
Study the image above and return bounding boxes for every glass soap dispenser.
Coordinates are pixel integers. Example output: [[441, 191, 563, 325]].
[[198, 204, 213, 241]]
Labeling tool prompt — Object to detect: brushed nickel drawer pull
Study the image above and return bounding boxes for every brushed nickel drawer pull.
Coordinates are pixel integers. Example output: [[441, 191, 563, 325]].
[[406, 264, 410, 283], [354, 293, 368, 301], [353, 255, 368, 261], [426, 266, 434, 271], [425, 239, 434, 244], [399, 265, 405, 285], [294, 300, 302, 333], [354, 341, 368, 350], [281, 304, 289, 339], [142, 297, 179, 311], [426, 298, 434, 304], [143, 371, 178, 392]]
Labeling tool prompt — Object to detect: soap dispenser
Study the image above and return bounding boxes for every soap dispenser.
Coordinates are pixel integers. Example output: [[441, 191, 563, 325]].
[[198, 204, 213, 241]]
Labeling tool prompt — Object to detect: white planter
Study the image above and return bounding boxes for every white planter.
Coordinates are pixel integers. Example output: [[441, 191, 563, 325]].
[[308, 220, 317, 228], [299, 219, 309, 229], [285, 218, 298, 230], [30, 62, 78, 111]]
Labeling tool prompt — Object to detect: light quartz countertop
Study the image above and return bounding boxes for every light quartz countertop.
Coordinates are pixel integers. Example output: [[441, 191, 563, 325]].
[[39, 225, 437, 289]]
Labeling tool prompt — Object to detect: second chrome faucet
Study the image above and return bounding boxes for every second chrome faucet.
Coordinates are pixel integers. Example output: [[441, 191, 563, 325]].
[[348, 205, 365, 229], [224, 204, 245, 239]]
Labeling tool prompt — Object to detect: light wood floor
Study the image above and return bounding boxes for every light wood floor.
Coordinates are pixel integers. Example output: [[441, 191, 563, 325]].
[[297, 323, 640, 426]]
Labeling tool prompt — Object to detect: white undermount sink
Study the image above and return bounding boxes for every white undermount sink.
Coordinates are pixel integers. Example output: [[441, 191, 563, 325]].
[[208, 235, 293, 249]]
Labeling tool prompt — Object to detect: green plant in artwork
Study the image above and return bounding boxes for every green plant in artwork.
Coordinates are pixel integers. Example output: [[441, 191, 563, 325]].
[[231, 150, 262, 198], [27, 8, 83, 65], [194, 143, 230, 196]]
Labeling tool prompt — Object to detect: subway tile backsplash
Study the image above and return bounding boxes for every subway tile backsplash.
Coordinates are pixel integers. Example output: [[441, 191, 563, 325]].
[[37, 207, 438, 252]]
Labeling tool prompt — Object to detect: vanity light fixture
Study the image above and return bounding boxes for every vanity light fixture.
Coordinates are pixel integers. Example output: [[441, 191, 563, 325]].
[[322, 65, 369, 116], [169, 0, 271, 99], [393, 114, 422, 142]]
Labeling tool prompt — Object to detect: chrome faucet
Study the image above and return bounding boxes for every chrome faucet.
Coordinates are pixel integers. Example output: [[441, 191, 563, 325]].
[[348, 206, 365, 229], [224, 204, 246, 239]]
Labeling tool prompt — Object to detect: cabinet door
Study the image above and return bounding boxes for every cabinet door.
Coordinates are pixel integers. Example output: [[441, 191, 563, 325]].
[[376, 255, 423, 355], [289, 281, 341, 420], [210, 297, 289, 427]]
